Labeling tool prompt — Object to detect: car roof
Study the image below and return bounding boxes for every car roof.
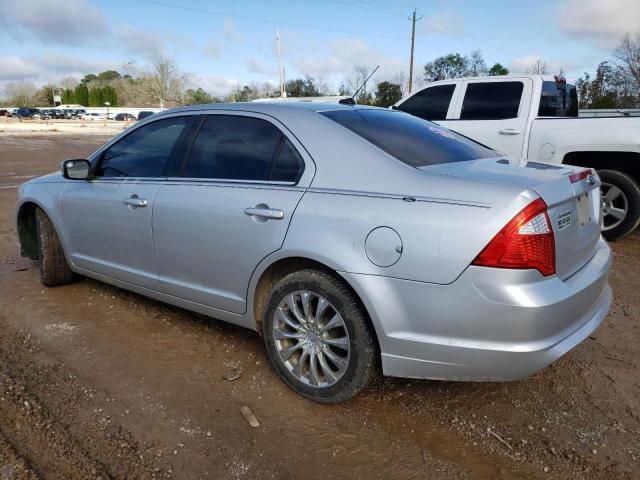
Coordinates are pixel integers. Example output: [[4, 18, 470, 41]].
[[156, 101, 382, 118]]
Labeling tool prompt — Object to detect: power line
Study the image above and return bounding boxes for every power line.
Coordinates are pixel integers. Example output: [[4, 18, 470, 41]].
[[134, 0, 410, 41]]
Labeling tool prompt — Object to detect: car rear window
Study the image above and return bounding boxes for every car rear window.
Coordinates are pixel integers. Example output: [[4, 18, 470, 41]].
[[319, 109, 497, 168]]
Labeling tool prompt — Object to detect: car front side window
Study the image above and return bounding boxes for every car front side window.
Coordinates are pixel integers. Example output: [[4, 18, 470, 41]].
[[96, 116, 192, 178]]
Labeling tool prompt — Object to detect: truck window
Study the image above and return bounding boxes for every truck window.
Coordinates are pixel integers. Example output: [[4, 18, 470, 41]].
[[460, 81, 524, 120], [396, 84, 456, 121], [538, 81, 578, 117]]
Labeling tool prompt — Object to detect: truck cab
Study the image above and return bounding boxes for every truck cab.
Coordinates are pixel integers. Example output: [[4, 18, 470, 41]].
[[394, 75, 640, 240]]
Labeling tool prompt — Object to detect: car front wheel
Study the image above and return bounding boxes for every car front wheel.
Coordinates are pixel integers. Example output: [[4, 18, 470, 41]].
[[35, 208, 76, 286], [263, 269, 376, 403]]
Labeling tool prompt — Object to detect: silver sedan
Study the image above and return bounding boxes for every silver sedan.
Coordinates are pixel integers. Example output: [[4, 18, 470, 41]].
[[16, 103, 612, 403]]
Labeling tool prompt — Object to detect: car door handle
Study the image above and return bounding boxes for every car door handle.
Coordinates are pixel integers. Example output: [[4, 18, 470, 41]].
[[122, 195, 148, 207], [499, 128, 521, 135], [244, 206, 284, 220]]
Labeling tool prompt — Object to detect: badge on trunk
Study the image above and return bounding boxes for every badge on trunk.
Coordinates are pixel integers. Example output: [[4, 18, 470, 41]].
[[557, 211, 572, 230]]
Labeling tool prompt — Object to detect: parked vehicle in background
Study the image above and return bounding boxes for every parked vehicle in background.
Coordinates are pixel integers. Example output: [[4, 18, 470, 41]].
[[115, 113, 137, 121], [0, 109, 8, 116], [16, 103, 611, 403], [33, 109, 52, 120], [82, 112, 107, 121], [394, 75, 640, 240], [15, 108, 39, 119], [137, 111, 154, 120]]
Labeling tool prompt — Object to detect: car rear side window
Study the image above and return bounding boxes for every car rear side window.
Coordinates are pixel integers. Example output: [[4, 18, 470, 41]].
[[396, 84, 456, 121], [460, 81, 524, 120], [181, 115, 303, 182], [538, 81, 579, 117], [320, 109, 496, 168], [96, 116, 191, 178]]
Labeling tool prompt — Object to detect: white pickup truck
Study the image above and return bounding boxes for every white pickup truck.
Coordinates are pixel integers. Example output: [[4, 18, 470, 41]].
[[393, 75, 640, 240]]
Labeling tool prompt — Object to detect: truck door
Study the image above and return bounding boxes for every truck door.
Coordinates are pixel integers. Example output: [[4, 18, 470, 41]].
[[447, 77, 533, 158]]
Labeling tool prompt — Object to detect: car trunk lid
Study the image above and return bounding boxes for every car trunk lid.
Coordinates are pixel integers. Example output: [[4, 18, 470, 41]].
[[422, 158, 602, 279]]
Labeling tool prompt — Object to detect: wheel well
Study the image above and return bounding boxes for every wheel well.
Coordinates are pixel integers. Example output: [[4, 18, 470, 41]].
[[252, 257, 380, 350], [563, 151, 640, 184], [17, 202, 39, 260]]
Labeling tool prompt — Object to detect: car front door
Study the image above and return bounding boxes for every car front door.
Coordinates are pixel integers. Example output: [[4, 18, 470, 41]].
[[152, 112, 313, 315], [60, 114, 194, 288], [447, 78, 533, 158]]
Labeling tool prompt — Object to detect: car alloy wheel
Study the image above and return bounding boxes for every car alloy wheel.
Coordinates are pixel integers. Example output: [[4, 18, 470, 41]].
[[272, 290, 350, 388], [601, 181, 628, 231]]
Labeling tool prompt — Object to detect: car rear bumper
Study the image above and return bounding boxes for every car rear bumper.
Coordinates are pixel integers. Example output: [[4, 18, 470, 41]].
[[340, 237, 612, 381]]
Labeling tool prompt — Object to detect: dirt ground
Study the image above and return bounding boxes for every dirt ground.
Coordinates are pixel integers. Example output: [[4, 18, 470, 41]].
[[0, 135, 638, 480]]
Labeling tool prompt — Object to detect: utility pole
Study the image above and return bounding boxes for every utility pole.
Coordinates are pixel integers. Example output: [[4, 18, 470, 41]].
[[408, 8, 422, 94], [276, 29, 286, 98]]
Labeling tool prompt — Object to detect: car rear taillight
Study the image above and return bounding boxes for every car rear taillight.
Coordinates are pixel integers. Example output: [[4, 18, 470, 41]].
[[472, 198, 555, 276]]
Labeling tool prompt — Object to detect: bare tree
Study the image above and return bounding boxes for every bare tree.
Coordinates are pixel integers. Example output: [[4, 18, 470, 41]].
[[4, 81, 38, 107], [60, 76, 79, 90], [527, 58, 548, 75], [467, 50, 488, 77], [145, 57, 190, 108], [614, 33, 640, 90], [393, 71, 409, 95]]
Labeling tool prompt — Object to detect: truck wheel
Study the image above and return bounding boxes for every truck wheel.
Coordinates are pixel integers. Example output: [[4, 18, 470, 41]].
[[35, 208, 76, 286], [262, 269, 377, 403], [599, 170, 640, 241]]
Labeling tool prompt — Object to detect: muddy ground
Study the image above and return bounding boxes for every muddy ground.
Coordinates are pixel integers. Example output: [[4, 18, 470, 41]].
[[0, 135, 638, 480]]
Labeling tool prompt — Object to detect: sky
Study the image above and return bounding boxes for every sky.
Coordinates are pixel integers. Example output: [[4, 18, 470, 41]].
[[0, 0, 639, 98]]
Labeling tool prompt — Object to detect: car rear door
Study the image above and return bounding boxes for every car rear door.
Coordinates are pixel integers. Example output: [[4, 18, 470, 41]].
[[447, 77, 533, 158], [152, 112, 314, 314], [60, 114, 194, 289]]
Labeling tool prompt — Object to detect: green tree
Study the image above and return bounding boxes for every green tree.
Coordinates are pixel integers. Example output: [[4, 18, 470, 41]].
[[286, 76, 321, 97], [185, 88, 215, 104], [74, 84, 89, 106], [424, 53, 468, 82], [488, 63, 509, 76], [81, 73, 97, 85], [374, 81, 402, 107], [97, 70, 121, 83], [62, 88, 75, 104]]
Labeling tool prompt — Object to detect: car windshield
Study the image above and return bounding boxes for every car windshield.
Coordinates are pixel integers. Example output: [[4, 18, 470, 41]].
[[320, 108, 497, 168]]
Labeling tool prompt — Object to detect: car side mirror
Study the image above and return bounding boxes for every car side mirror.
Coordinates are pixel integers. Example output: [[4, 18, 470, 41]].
[[62, 159, 91, 180]]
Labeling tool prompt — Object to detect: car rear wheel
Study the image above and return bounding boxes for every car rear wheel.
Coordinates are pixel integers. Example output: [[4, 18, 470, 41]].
[[599, 170, 640, 241], [35, 208, 76, 286], [263, 269, 376, 403]]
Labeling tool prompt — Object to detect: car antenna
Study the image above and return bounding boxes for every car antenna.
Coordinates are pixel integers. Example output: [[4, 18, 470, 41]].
[[339, 65, 380, 105]]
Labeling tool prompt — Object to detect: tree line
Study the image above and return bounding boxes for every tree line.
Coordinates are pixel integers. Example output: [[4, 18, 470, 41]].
[[3, 33, 639, 109]]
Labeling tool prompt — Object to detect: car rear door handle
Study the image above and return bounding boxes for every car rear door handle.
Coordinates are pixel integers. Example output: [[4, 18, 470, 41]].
[[122, 195, 148, 207], [499, 128, 521, 135], [244, 206, 284, 220]]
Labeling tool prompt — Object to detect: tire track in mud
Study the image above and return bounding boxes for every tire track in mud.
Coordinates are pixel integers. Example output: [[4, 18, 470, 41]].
[[0, 314, 172, 479]]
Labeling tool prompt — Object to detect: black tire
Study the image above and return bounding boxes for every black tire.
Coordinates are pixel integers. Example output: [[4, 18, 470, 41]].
[[35, 208, 76, 286], [263, 269, 377, 403], [599, 170, 640, 241]]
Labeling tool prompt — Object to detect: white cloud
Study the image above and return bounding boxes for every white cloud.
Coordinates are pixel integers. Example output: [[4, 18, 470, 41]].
[[115, 24, 165, 60], [246, 57, 277, 76], [556, 0, 640, 49], [223, 18, 244, 44], [0, 56, 40, 81], [197, 74, 238, 98], [420, 11, 464, 36], [0, 0, 107, 44], [292, 38, 405, 82], [203, 40, 222, 59]]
